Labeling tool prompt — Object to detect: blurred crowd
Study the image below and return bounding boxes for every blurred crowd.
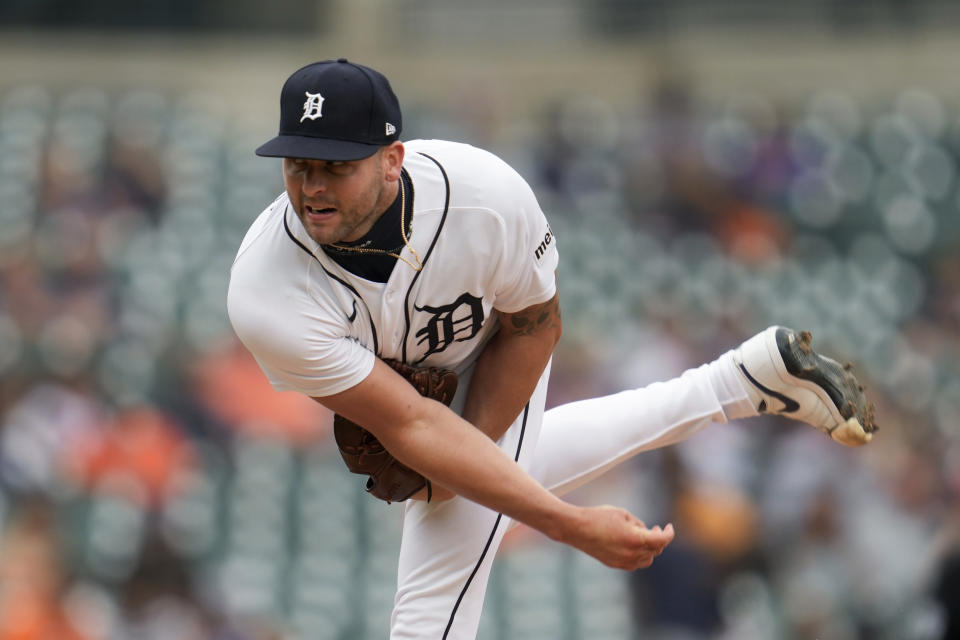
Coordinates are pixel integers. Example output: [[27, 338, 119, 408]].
[[0, 67, 959, 639], [533, 74, 960, 639]]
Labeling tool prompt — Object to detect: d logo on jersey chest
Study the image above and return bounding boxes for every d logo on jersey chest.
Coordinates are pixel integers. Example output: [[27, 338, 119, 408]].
[[413, 293, 484, 363]]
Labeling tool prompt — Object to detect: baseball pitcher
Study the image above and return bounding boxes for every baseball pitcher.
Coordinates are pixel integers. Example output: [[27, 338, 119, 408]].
[[227, 59, 876, 639]]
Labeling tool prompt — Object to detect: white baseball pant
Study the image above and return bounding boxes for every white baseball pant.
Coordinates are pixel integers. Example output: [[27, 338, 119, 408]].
[[389, 350, 755, 639]]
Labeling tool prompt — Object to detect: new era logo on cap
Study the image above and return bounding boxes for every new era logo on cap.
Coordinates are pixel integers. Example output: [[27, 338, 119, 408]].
[[256, 58, 402, 161]]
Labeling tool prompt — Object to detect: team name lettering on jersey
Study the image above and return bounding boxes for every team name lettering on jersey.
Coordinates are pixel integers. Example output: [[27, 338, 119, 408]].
[[534, 225, 555, 265], [414, 293, 485, 363]]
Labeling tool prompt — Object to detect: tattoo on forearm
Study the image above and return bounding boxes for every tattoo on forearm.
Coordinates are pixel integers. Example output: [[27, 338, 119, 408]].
[[506, 294, 561, 336]]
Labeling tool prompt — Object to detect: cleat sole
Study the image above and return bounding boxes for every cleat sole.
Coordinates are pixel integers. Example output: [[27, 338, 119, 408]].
[[774, 328, 878, 443]]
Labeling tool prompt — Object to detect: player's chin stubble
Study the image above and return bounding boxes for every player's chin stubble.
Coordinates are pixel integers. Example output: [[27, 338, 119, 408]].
[[300, 174, 392, 245], [300, 202, 376, 246]]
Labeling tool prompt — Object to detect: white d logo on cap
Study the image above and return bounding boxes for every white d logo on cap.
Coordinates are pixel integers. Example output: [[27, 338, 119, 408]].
[[301, 91, 325, 122]]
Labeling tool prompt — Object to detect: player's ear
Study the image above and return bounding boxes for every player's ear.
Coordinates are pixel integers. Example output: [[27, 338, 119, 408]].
[[381, 141, 405, 181]]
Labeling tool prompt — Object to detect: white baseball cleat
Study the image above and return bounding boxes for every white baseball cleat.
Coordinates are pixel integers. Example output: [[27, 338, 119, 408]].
[[734, 326, 877, 446]]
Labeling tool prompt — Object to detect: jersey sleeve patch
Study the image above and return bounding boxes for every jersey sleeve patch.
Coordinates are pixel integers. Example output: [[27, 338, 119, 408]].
[[533, 224, 556, 266]]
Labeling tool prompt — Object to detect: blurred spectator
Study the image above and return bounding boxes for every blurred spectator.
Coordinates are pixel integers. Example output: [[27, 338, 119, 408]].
[[933, 544, 960, 639], [189, 340, 332, 447], [0, 383, 105, 495], [630, 447, 761, 638], [0, 497, 90, 640], [64, 407, 195, 509]]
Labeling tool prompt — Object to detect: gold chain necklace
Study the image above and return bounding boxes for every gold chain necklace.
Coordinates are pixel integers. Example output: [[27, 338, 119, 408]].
[[327, 178, 423, 272]]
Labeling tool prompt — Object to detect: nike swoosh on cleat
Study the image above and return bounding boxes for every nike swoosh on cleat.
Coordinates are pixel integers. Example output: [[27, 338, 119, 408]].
[[738, 363, 800, 413]]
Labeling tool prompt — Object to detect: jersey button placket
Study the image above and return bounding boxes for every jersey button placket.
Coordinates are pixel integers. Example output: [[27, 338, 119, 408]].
[[383, 289, 403, 352]]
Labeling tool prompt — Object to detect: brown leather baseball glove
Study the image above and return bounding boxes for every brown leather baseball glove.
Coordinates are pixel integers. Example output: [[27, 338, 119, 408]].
[[333, 359, 458, 503]]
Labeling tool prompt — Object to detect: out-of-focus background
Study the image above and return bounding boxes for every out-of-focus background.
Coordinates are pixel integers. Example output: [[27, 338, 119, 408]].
[[1, 1, 959, 638]]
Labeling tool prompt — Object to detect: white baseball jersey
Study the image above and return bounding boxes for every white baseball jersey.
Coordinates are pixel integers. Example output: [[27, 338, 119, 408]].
[[227, 139, 559, 403], [227, 136, 754, 639]]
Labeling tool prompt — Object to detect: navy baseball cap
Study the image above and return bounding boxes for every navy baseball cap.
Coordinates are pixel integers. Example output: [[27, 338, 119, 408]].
[[255, 58, 402, 161]]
